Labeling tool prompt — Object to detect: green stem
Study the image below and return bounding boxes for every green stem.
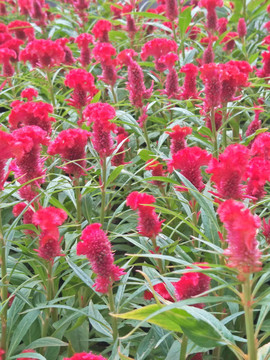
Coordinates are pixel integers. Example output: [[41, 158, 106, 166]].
[[0, 210, 8, 360], [242, 277, 257, 360], [179, 334, 188, 360], [143, 121, 151, 151], [111, 85, 117, 103], [243, 0, 246, 19], [46, 70, 56, 109], [100, 158, 107, 226], [74, 177, 82, 224], [47, 261, 58, 323], [210, 107, 218, 157], [108, 286, 118, 343], [151, 237, 164, 274]]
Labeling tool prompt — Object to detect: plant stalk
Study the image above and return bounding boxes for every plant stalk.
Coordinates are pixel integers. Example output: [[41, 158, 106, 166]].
[[242, 277, 257, 360], [151, 236, 164, 274], [47, 261, 58, 323], [108, 286, 118, 343], [46, 70, 56, 108], [179, 334, 188, 360], [210, 107, 218, 157], [74, 177, 82, 224], [100, 157, 107, 226], [143, 121, 151, 151]]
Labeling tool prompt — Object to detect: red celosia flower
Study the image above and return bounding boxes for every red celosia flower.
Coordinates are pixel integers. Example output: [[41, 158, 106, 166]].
[[145, 159, 166, 187], [186, 25, 201, 40], [7, 20, 34, 41], [181, 63, 199, 99], [217, 17, 228, 34], [111, 2, 123, 19], [92, 20, 112, 42], [219, 63, 248, 103], [117, 50, 153, 108], [165, 0, 178, 21], [9, 101, 55, 134], [251, 133, 270, 160], [0, 48, 16, 76], [93, 43, 118, 86], [111, 127, 130, 166], [18, 0, 32, 16], [75, 33, 93, 67], [217, 200, 262, 280], [20, 39, 65, 69], [55, 38, 75, 65], [77, 223, 125, 293], [13, 202, 35, 236], [126, 192, 164, 238], [144, 282, 174, 301], [264, 21, 270, 32], [190, 354, 203, 360], [64, 69, 98, 109], [206, 144, 249, 199], [202, 41, 215, 64], [21, 88, 38, 101], [33, 206, 67, 261], [262, 218, 270, 244], [48, 128, 90, 177], [245, 157, 270, 200], [11, 125, 49, 201], [141, 38, 178, 72], [200, 36, 218, 45], [166, 125, 192, 155], [221, 32, 238, 52], [199, 0, 223, 31], [200, 63, 221, 107], [17, 349, 39, 360], [237, 18, 247, 38], [159, 52, 181, 98], [0, 39, 24, 63], [0, 349, 5, 360], [256, 50, 270, 78], [168, 147, 211, 191], [63, 352, 108, 360], [84, 102, 116, 158]]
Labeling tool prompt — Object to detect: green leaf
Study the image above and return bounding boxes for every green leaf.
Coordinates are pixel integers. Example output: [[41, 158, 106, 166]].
[[27, 337, 68, 349], [138, 149, 155, 161], [107, 165, 124, 186], [178, 7, 192, 36], [131, 11, 168, 21], [118, 350, 135, 360]]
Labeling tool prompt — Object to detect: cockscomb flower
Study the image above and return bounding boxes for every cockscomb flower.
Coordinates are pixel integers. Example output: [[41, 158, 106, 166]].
[[18, 0, 32, 16], [20, 39, 65, 69], [17, 349, 39, 360], [75, 33, 93, 67], [165, 0, 178, 21], [186, 25, 201, 40], [0, 39, 24, 63], [9, 101, 55, 134], [31, 0, 47, 26], [219, 63, 248, 103], [217, 17, 228, 34], [202, 41, 215, 64], [7, 20, 34, 41], [111, 127, 130, 167], [64, 69, 98, 109], [126, 192, 164, 239], [166, 125, 192, 155], [63, 351, 108, 360], [0, 48, 16, 76], [168, 147, 211, 191], [21, 88, 38, 101], [145, 159, 166, 187], [48, 128, 90, 177], [206, 144, 249, 199], [117, 50, 153, 108], [221, 32, 238, 52], [159, 52, 181, 99], [33, 207, 67, 261], [237, 18, 247, 38], [262, 218, 270, 244], [251, 132, 270, 160], [13, 202, 35, 236], [92, 20, 112, 42], [144, 282, 174, 301], [245, 157, 270, 201], [256, 50, 270, 78], [199, 0, 223, 31], [11, 126, 49, 201], [180, 63, 199, 99], [264, 21, 270, 32], [200, 63, 221, 108], [141, 38, 178, 72], [55, 38, 75, 65], [84, 102, 116, 158], [93, 42, 118, 86], [77, 223, 125, 293], [217, 200, 262, 280]]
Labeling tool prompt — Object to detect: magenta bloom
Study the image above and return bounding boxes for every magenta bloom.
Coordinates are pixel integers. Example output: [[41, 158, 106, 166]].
[[245, 157, 270, 201], [63, 352, 107, 360], [0, 48, 16, 76], [55, 38, 75, 66], [206, 144, 249, 199], [145, 160, 166, 187], [159, 52, 181, 99], [199, 0, 223, 31], [93, 43, 118, 86], [166, 125, 192, 155], [9, 101, 55, 134], [75, 33, 94, 67], [21, 88, 38, 101], [126, 192, 164, 239], [13, 203, 35, 236], [200, 63, 221, 108], [251, 133, 270, 160], [237, 18, 247, 38], [48, 128, 90, 177], [7, 20, 34, 42], [180, 63, 199, 100], [64, 69, 98, 109], [92, 20, 112, 42], [111, 127, 130, 167], [168, 147, 211, 191], [77, 223, 125, 293], [165, 0, 178, 21], [218, 200, 262, 280]]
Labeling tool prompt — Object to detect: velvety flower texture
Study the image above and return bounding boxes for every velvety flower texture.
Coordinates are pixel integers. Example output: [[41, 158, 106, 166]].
[[77, 223, 125, 293], [206, 144, 250, 199], [237, 18, 247, 38], [83, 102, 116, 158], [200, 63, 221, 107], [166, 125, 192, 155], [21, 88, 38, 101], [257, 50, 270, 78], [75, 33, 93, 67], [13, 202, 35, 236], [93, 43, 118, 86], [165, 0, 178, 21], [48, 128, 90, 177], [199, 0, 223, 31], [55, 38, 75, 66], [64, 69, 98, 109], [7, 20, 34, 41], [63, 352, 107, 360], [9, 101, 55, 134], [263, 218, 270, 244], [0, 48, 16, 76], [217, 200, 262, 280], [245, 157, 270, 200], [126, 192, 164, 238], [20, 39, 65, 68], [111, 127, 130, 167], [146, 160, 166, 187], [180, 63, 199, 99], [168, 147, 211, 191], [160, 52, 181, 99], [33, 207, 67, 261], [92, 20, 112, 42], [251, 132, 270, 160], [141, 38, 178, 72]]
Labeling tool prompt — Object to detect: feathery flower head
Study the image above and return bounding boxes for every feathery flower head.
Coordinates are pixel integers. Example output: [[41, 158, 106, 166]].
[[145, 159, 166, 187], [245, 157, 270, 200], [181, 63, 199, 99], [221, 32, 238, 52], [55, 38, 75, 65], [93, 42, 118, 85], [256, 50, 270, 78], [217, 17, 228, 34], [77, 223, 125, 293], [7, 20, 34, 41], [64, 352, 108, 360], [75, 33, 93, 67], [13, 202, 35, 236], [0, 48, 16, 76], [237, 18, 247, 38], [92, 20, 112, 42], [200, 63, 221, 107], [117, 48, 137, 66], [251, 132, 270, 160], [165, 0, 178, 21], [217, 200, 262, 280], [21, 88, 38, 101], [166, 125, 192, 155], [263, 218, 270, 244]]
